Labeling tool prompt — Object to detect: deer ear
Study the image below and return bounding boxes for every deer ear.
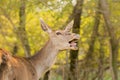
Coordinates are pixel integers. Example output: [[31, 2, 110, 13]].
[[64, 21, 73, 32], [40, 18, 52, 33]]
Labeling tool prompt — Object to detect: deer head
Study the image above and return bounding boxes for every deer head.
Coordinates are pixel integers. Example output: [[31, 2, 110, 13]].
[[40, 19, 80, 50]]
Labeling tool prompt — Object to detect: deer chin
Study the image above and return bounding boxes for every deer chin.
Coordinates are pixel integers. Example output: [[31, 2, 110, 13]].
[[69, 39, 78, 50]]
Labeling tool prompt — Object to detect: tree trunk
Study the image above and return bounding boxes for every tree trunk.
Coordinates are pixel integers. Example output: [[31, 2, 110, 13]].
[[97, 37, 105, 80], [82, 1, 101, 79], [99, 0, 119, 80], [69, 0, 83, 80], [18, 0, 31, 57]]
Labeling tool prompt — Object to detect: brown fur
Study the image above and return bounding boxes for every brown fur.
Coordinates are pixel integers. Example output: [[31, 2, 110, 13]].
[[0, 49, 37, 80]]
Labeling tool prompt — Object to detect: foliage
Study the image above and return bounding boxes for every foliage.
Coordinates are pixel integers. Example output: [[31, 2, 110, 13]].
[[0, 0, 120, 80]]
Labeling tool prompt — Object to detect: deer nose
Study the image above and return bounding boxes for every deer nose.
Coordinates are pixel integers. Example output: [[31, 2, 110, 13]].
[[75, 34, 80, 39]]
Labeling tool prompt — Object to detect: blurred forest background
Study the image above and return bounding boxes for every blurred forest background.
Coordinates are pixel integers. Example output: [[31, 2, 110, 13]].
[[0, 0, 120, 80]]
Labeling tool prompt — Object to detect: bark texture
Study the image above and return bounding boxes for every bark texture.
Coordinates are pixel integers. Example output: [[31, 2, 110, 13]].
[[18, 0, 31, 57], [99, 0, 119, 80], [82, 1, 101, 79], [69, 0, 83, 80]]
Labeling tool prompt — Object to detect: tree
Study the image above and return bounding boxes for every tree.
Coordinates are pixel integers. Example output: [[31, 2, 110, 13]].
[[0, 0, 120, 79], [82, 1, 101, 79], [18, 0, 31, 57], [69, 0, 84, 80], [99, 0, 119, 80]]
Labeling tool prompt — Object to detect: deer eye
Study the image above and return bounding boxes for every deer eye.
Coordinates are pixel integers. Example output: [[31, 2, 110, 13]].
[[56, 32, 62, 35]]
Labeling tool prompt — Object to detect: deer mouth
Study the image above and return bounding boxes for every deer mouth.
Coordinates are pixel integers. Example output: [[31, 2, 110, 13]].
[[69, 39, 78, 50]]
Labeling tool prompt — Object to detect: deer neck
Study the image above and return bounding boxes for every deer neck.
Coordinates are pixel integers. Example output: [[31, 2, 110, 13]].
[[29, 39, 59, 77]]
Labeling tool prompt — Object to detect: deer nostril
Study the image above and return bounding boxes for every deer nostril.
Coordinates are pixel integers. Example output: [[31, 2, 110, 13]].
[[76, 34, 80, 39]]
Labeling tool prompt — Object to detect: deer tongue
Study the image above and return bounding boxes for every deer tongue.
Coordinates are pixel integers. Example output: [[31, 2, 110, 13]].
[[70, 41, 77, 48], [69, 38, 79, 50]]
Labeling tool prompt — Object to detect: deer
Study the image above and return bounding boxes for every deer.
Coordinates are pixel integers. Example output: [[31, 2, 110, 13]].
[[0, 19, 80, 80]]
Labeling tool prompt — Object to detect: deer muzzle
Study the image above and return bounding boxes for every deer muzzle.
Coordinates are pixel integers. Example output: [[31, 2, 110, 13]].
[[69, 34, 80, 50]]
